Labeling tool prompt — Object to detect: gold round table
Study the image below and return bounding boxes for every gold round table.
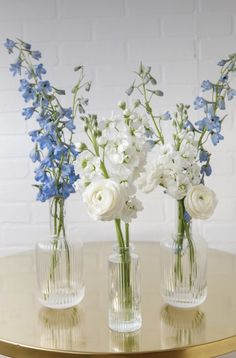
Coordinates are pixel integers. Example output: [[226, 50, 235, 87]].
[[0, 242, 236, 357]]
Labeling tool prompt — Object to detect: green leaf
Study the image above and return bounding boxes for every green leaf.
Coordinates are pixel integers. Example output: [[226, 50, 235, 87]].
[[52, 87, 66, 95]]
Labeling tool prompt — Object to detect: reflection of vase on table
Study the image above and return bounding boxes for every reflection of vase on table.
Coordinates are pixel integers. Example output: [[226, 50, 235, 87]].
[[109, 329, 140, 353], [39, 306, 84, 350], [160, 305, 205, 348]]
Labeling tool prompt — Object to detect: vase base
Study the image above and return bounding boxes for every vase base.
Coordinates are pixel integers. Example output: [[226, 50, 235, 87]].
[[162, 288, 207, 309], [109, 317, 142, 333], [39, 286, 85, 310]]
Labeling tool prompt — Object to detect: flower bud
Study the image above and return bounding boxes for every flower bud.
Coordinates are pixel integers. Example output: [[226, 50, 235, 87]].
[[118, 101, 126, 110]]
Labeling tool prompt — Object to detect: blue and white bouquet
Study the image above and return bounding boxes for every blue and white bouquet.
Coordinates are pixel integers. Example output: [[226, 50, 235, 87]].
[[126, 58, 236, 282]]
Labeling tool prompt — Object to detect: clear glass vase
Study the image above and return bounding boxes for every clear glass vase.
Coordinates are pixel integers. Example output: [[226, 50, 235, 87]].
[[160, 199, 207, 308], [36, 196, 85, 309], [108, 244, 142, 333]]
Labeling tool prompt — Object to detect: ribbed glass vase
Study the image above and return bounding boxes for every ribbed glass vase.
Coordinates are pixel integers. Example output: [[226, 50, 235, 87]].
[[160, 200, 207, 308], [36, 196, 84, 309], [108, 244, 141, 332]]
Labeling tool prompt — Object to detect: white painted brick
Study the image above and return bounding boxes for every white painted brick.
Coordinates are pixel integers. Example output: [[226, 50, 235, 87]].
[[31, 202, 48, 223], [211, 199, 236, 222], [94, 17, 159, 40], [200, 0, 236, 12], [67, 200, 91, 222], [0, 91, 22, 112], [204, 224, 236, 244], [0, 67, 21, 91], [0, 204, 30, 223], [160, 85, 196, 106], [126, 0, 194, 15], [200, 36, 236, 60], [128, 38, 195, 62], [197, 14, 232, 37], [47, 65, 94, 89], [0, 21, 22, 44], [0, 136, 31, 158], [90, 86, 127, 109], [60, 41, 126, 66], [0, 181, 36, 202], [0, 0, 57, 20], [137, 192, 165, 222], [210, 154, 235, 176], [0, 225, 49, 247], [23, 19, 91, 42], [199, 60, 222, 83], [31, 42, 59, 66], [0, 0, 235, 248], [59, 0, 125, 18], [0, 112, 26, 135], [162, 15, 194, 37], [0, 159, 29, 179], [163, 61, 197, 84], [95, 64, 136, 88], [207, 177, 236, 198], [95, 63, 162, 87]]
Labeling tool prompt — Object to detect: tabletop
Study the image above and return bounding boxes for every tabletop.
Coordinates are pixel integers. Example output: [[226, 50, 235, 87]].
[[0, 241, 236, 358]]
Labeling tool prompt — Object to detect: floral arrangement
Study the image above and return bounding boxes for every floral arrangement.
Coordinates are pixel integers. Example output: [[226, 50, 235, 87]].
[[76, 102, 150, 248], [4, 38, 91, 238], [126, 59, 236, 281]]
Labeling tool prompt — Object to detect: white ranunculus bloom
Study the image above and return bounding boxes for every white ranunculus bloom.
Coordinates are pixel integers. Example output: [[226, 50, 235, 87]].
[[184, 184, 218, 220], [82, 179, 126, 221]]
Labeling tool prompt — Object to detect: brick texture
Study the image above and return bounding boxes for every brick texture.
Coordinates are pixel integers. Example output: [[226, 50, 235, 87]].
[[0, 0, 235, 253]]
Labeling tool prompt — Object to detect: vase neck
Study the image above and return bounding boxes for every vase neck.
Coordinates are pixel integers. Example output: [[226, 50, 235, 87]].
[[49, 197, 67, 239], [175, 199, 192, 239], [113, 244, 134, 255]]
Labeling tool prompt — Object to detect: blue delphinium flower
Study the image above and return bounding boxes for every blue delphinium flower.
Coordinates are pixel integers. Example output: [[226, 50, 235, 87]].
[[227, 89, 236, 100], [218, 97, 225, 110], [211, 132, 224, 145], [22, 107, 36, 119], [30, 148, 40, 163], [201, 80, 212, 92], [218, 59, 228, 66], [4, 38, 16, 53], [200, 164, 212, 176], [199, 150, 209, 163], [37, 80, 52, 93], [5, 38, 92, 202], [31, 50, 41, 60], [10, 60, 21, 76], [65, 119, 76, 132], [194, 96, 206, 110], [161, 111, 171, 120], [34, 64, 46, 79]]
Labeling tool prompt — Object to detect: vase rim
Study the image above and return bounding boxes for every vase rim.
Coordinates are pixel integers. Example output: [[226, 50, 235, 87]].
[[112, 243, 135, 253]]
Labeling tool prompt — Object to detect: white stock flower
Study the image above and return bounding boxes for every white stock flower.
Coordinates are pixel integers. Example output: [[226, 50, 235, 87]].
[[120, 197, 143, 223], [82, 179, 126, 221], [136, 161, 161, 193], [76, 152, 102, 188], [184, 184, 218, 220]]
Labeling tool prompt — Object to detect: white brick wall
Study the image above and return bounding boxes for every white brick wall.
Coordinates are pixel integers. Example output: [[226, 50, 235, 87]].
[[0, 0, 236, 255]]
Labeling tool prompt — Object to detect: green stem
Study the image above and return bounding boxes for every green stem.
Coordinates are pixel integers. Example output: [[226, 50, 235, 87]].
[[125, 223, 130, 248], [142, 83, 164, 144]]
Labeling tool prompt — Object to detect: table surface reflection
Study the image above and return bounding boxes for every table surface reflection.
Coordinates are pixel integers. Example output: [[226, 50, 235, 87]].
[[0, 242, 236, 357]]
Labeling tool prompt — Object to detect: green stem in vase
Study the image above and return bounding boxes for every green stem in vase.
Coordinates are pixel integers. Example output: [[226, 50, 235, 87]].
[[45, 197, 71, 299], [174, 199, 195, 287]]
